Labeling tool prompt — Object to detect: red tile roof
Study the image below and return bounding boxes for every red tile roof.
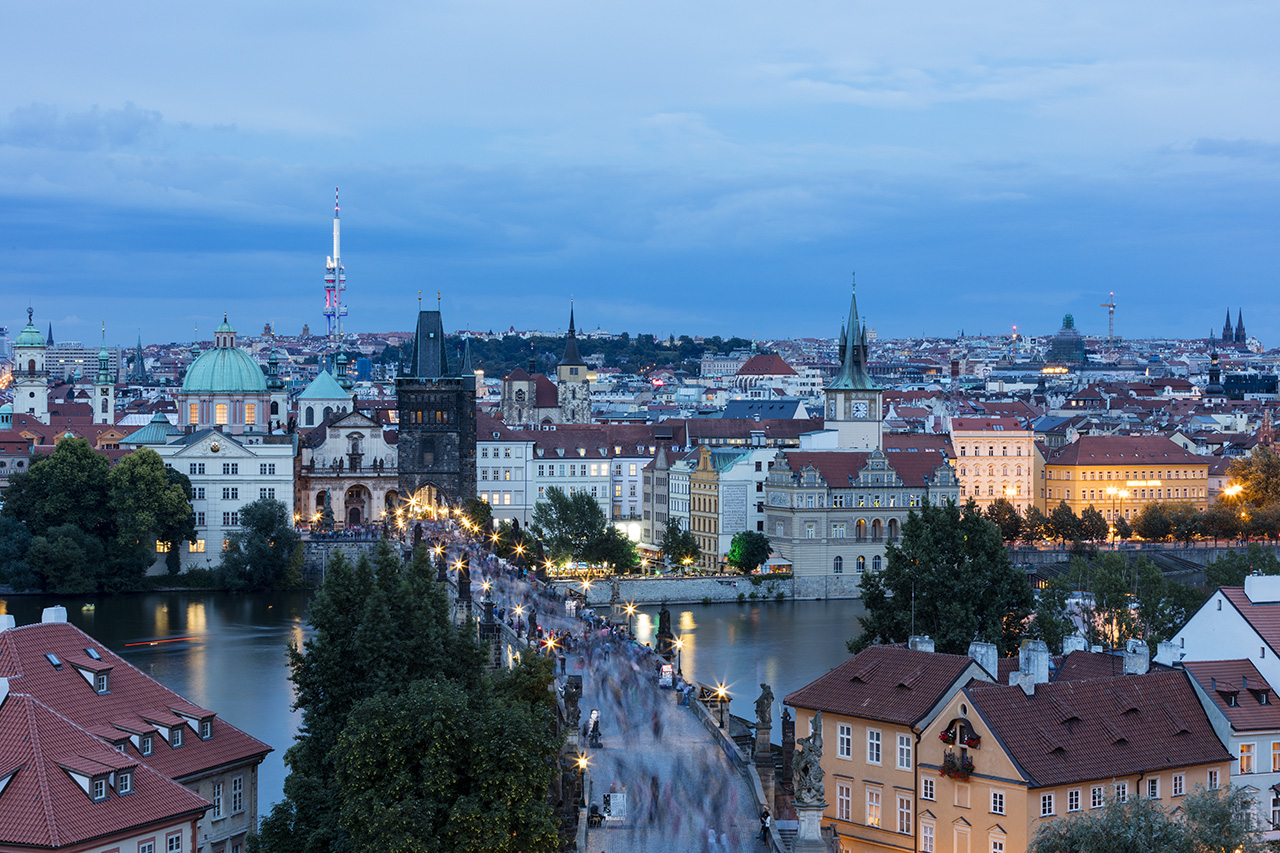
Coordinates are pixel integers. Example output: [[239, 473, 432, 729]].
[[1044, 435, 1206, 467], [965, 670, 1230, 789], [0, 622, 271, 784], [0, 691, 209, 847], [785, 646, 985, 727], [1183, 660, 1280, 731], [950, 417, 1029, 432], [778, 449, 953, 489], [735, 354, 797, 377]]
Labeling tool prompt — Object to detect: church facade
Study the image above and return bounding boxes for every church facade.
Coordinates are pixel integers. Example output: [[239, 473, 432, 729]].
[[499, 307, 595, 426]]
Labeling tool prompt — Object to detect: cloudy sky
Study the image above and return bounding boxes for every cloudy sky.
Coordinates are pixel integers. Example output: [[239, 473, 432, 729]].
[[3, 2, 1278, 346]]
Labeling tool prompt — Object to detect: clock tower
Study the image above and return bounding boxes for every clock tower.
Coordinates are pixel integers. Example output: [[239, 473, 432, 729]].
[[824, 277, 883, 451]]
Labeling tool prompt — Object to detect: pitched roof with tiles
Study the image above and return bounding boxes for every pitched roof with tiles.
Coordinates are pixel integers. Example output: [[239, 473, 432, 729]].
[[950, 417, 1030, 433], [0, 690, 210, 848], [0, 621, 271, 784], [965, 670, 1230, 789], [735, 353, 797, 377], [534, 374, 559, 407], [1183, 659, 1280, 732], [1219, 587, 1280, 658], [785, 646, 983, 727], [1044, 435, 1207, 467]]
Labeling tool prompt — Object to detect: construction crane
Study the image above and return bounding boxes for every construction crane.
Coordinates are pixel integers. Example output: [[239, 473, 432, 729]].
[[1101, 292, 1116, 346]]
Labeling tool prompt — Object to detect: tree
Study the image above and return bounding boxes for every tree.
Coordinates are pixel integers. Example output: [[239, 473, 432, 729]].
[[1068, 553, 1204, 647], [726, 531, 771, 575], [1048, 501, 1080, 544], [1205, 543, 1280, 589], [461, 497, 493, 535], [1164, 500, 1201, 545], [1078, 505, 1109, 543], [1027, 578, 1075, 654], [588, 525, 639, 573], [985, 498, 1022, 543], [849, 501, 1034, 656], [1113, 513, 1132, 540], [22, 524, 107, 594], [1201, 502, 1240, 545], [0, 517, 31, 588], [1022, 505, 1050, 543], [659, 519, 700, 570], [215, 498, 303, 590], [1, 438, 112, 539], [1227, 445, 1280, 508], [1132, 502, 1172, 542], [530, 487, 608, 563], [1030, 785, 1264, 853], [108, 448, 196, 583]]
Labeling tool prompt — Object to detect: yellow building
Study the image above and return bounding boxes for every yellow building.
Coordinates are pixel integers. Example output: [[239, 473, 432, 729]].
[[689, 445, 721, 571], [949, 418, 1037, 514], [919, 651, 1230, 853], [1039, 436, 1209, 523], [784, 641, 993, 853]]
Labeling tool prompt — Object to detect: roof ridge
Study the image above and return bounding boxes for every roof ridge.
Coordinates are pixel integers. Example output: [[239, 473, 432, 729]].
[[24, 696, 61, 847]]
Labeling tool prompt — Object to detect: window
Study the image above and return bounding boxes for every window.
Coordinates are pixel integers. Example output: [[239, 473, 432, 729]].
[[837, 724, 852, 759], [630, 464, 638, 476], [1241, 743, 1255, 774], [215, 403, 228, 424], [95, 672, 110, 694], [189, 539, 206, 553], [1148, 777, 1159, 799], [140, 842, 155, 853], [1273, 794, 1280, 830], [991, 790, 1005, 815], [897, 795, 911, 834], [194, 487, 205, 500], [260, 488, 276, 500], [222, 512, 240, 526], [195, 512, 206, 527], [921, 778, 935, 801], [832, 523, 846, 538], [1041, 792, 1055, 816], [222, 487, 239, 500], [857, 555, 866, 573], [212, 781, 223, 818], [872, 555, 882, 572], [155, 541, 170, 553], [222, 463, 238, 475], [922, 823, 935, 853], [833, 556, 843, 574], [897, 734, 912, 770], [167, 835, 182, 853], [837, 783, 851, 821], [189, 462, 205, 476], [867, 729, 881, 764], [1068, 789, 1080, 812], [1091, 786, 1104, 809], [805, 523, 816, 539], [260, 463, 276, 475], [171, 727, 183, 749], [866, 788, 881, 827], [1115, 782, 1128, 802], [93, 777, 107, 801], [189, 403, 199, 424], [141, 735, 153, 756], [118, 770, 132, 794], [245, 403, 256, 424], [1208, 769, 1219, 790], [231, 776, 243, 813], [1272, 742, 1280, 772], [201, 720, 212, 740]]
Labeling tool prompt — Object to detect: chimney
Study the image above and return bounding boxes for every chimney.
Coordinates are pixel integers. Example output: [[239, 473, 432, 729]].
[[1245, 574, 1280, 604], [41, 606, 68, 623], [1010, 639, 1050, 695], [1061, 635, 1087, 655], [908, 635, 935, 653], [1090, 644, 1104, 654], [968, 641, 998, 678], [0, 615, 15, 632], [1124, 639, 1150, 675], [1154, 641, 1180, 667]]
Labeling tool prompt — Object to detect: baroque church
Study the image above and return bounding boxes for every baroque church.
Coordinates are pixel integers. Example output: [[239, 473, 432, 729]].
[[499, 307, 594, 426]]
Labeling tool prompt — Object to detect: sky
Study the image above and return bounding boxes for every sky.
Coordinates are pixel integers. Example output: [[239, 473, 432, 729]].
[[2, 2, 1278, 347]]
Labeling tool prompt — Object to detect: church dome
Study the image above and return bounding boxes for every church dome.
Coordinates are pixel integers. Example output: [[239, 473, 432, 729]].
[[182, 345, 267, 394], [15, 321, 44, 348]]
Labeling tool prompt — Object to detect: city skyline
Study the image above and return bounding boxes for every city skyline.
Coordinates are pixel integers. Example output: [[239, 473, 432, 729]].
[[3, 2, 1277, 342]]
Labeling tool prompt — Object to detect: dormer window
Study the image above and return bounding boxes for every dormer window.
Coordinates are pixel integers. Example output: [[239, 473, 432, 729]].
[[92, 777, 108, 801], [200, 719, 213, 740], [141, 735, 154, 756], [117, 770, 133, 794], [95, 672, 110, 694], [171, 727, 184, 749]]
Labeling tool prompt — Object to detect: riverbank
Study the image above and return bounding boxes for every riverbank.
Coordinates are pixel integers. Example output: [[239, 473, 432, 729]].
[[552, 572, 864, 605]]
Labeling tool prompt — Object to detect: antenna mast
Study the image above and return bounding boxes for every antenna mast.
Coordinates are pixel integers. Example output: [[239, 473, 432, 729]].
[[322, 188, 347, 352]]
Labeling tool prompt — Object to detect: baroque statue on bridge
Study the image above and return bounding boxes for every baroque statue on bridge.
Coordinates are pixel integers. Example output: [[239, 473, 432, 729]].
[[794, 711, 825, 805]]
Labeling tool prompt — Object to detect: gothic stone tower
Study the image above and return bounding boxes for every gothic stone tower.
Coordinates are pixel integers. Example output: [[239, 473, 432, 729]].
[[396, 309, 476, 509], [556, 305, 592, 424]]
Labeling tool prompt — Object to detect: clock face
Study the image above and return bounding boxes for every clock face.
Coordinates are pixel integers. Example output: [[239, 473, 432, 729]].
[[851, 400, 869, 418]]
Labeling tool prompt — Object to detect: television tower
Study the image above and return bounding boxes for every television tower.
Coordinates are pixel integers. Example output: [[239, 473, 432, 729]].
[[322, 188, 347, 349], [1100, 291, 1116, 345]]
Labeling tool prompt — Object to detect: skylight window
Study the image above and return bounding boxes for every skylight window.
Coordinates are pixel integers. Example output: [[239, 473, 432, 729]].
[[85, 648, 101, 660], [45, 653, 62, 669]]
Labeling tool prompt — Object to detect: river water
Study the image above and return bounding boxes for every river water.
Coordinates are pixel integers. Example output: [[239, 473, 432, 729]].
[[0, 591, 866, 814]]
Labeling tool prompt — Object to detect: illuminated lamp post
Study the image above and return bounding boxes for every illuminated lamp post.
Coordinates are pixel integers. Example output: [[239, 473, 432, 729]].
[[674, 636, 684, 674], [715, 683, 729, 728]]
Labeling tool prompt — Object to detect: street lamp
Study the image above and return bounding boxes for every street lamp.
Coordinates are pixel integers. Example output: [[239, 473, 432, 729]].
[[674, 636, 684, 674], [715, 682, 729, 728], [574, 753, 589, 807], [624, 601, 637, 637]]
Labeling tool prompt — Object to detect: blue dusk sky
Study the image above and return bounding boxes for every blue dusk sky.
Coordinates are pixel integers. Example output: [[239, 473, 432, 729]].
[[2, 2, 1278, 346]]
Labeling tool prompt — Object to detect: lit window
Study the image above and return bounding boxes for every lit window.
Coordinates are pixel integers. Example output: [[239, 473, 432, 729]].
[[837, 783, 851, 821], [245, 403, 256, 424], [866, 788, 881, 827], [189, 403, 199, 424], [189, 539, 206, 553], [1241, 743, 1255, 774], [215, 403, 228, 425], [155, 541, 170, 553]]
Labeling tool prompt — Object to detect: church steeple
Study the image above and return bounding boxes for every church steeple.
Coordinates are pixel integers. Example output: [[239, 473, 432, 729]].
[[824, 274, 882, 451], [560, 302, 585, 367], [1224, 309, 1233, 343], [1236, 309, 1246, 345]]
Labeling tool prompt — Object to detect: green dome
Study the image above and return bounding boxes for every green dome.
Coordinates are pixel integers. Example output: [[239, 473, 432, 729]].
[[215, 318, 235, 334], [15, 322, 45, 348], [182, 345, 267, 394]]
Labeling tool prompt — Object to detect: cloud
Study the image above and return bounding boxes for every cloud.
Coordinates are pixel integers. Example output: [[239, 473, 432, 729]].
[[0, 102, 164, 152], [1192, 138, 1280, 163]]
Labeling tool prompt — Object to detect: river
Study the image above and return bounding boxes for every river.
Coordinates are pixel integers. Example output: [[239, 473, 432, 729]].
[[0, 590, 867, 815]]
